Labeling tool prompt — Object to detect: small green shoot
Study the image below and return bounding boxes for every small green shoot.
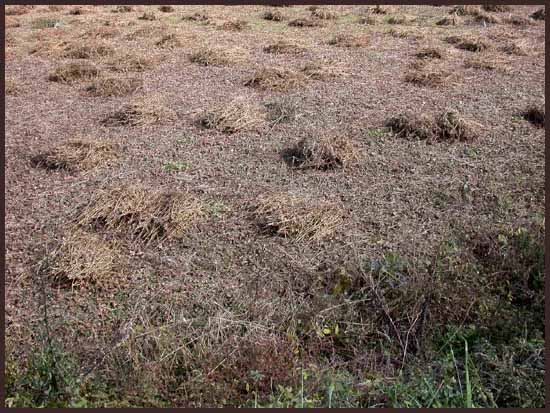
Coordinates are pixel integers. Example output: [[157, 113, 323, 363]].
[[163, 161, 188, 172], [366, 127, 390, 138], [464, 339, 472, 408], [205, 201, 230, 217]]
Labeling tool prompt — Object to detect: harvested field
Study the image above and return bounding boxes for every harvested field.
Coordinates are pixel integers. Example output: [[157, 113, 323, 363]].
[[5, 4, 545, 409]]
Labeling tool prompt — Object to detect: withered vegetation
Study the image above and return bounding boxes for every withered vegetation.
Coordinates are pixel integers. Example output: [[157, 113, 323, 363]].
[[30, 139, 119, 171], [48, 62, 100, 83], [76, 185, 205, 244], [387, 110, 480, 142], [86, 76, 143, 97], [198, 98, 266, 134], [101, 96, 176, 127], [252, 193, 343, 242], [283, 136, 360, 170]]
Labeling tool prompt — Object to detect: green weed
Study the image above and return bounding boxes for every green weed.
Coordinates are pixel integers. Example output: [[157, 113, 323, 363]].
[[205, 201, 230, 217], [163, 160, 188, 172], [32, 18, 61, 29], [366, 127, 390, 138]]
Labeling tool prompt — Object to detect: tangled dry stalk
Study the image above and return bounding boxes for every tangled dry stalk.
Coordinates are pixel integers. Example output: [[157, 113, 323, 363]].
[[101, 95, 176, 127], [244, 67, 306, 91], [86, 76, 143, 97], [46, 230, 123, 289], [404, 61, 455, 87], [30, 139, 119, 171], [48, 62, 100, 83], [198, 97, 266, 134], [386, 110, 480, 142], [252, 193, 343, 242], [284, 136, 360, 170], [76, 185, 205, 244]]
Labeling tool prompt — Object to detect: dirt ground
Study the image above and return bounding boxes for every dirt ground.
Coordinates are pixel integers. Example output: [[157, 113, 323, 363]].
[[4, 4, 545, 408]]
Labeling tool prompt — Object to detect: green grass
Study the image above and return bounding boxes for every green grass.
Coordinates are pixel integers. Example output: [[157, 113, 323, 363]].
[[165, 15, 181, 25], [163, 160, 188, 172], [32, 17, 61, 29], [366, 127, 391, 138], [205, 201, 230, 217], [463, 146, 480, 158], [337, 14, 362, 24]]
